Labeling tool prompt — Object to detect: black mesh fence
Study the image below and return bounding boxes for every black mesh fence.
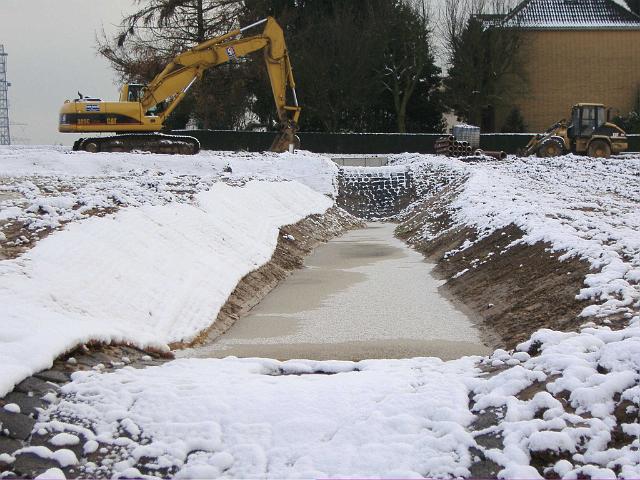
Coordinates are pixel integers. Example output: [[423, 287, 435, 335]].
[[173, 130, 640, 154]]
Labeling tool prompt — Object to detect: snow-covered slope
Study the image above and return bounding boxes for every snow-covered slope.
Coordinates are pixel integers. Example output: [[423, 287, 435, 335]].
[[0, 148, 337, 234], [0, 147, 337, 197], [394, 154, 640, 320], [0, 148, 337, 397]]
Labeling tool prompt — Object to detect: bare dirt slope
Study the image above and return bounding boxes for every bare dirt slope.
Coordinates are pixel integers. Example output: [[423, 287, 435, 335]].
[[397, 202, 593, 350]]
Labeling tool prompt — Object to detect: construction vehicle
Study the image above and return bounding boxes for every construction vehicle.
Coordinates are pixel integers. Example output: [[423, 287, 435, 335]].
[[58, 17, 300, 154], [521, 103, 627, 158]]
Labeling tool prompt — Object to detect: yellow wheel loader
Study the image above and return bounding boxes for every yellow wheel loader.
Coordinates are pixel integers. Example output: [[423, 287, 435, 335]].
[[521, 103, 627, 159], [59, 17, 301, 154]]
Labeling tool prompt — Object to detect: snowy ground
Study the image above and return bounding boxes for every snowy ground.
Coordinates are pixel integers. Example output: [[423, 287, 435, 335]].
[[0, 147, 337, 236], [2, 148, 640, 478], [392, 154, 640, 321], [0, 148, 337, 397], [34, 357, 480, 479]]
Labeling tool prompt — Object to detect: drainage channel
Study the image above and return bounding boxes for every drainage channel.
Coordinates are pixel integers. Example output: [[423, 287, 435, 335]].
[[180, 223, 490, 361]]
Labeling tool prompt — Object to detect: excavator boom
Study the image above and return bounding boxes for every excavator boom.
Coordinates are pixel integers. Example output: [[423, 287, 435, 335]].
[[59, 17, 301, 154]]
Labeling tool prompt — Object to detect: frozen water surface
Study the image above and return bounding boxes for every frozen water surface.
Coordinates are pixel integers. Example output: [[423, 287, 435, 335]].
[[183, 223, 490, 360]]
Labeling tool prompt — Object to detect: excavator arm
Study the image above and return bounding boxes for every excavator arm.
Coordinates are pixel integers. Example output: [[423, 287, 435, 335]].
[[141, 17, 301, 149]]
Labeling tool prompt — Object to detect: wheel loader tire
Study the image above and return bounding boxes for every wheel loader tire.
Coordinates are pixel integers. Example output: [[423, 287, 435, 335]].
[[83, 142, 99, 153], [587, 140, 611, 159], [536, 138, 564, 158]]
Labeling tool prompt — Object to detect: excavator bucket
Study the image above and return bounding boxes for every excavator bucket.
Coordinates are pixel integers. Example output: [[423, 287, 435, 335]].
[[269, 123, 301, 153]]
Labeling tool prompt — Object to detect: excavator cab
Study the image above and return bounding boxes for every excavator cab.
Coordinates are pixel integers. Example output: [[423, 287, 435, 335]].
[[119, 84, 146, 103], [118, 83, 165, 117]]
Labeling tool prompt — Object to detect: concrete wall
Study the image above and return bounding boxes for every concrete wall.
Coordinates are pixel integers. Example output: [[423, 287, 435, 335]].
[[332, 157, 388, 167], [510, 29, 640, 132]]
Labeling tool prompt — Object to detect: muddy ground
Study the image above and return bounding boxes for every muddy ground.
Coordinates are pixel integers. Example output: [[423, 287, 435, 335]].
[[396, 183, 600, 350]]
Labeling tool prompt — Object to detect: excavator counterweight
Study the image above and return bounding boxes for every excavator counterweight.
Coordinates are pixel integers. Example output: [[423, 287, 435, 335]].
[[59, 17, 301, 154]]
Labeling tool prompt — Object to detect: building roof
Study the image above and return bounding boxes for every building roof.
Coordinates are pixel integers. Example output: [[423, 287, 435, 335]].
[[502, 0, 640, 29]]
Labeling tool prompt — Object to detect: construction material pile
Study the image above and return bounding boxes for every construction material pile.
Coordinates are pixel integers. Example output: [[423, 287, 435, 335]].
[[434, 135, 507, 160], [453, 124, 481, 148], [434, 135, 474, 156]]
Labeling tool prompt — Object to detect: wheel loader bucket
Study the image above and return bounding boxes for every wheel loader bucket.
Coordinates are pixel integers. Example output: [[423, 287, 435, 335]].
[[519, 134, 541, 157]]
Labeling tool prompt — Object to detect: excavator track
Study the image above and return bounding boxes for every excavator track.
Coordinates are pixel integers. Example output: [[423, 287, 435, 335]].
[[73, 133, 200, 155]]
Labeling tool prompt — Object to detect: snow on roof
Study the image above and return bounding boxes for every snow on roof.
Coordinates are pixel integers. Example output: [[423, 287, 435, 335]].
[[502, 0, 640, 29]]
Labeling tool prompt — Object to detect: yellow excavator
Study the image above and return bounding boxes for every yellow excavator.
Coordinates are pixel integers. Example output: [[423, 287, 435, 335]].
[[59, 17, 301, 154]]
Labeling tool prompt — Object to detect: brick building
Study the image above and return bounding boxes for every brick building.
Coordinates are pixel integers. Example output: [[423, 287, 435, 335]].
[[496, 0, 640, 132]]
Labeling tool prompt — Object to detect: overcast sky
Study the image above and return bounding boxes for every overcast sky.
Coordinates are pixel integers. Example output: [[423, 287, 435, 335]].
[[1, 0, 133, 145]]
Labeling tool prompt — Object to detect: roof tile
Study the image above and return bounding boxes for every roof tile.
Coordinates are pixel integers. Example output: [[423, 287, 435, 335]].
[[503, 0, 640, 29]]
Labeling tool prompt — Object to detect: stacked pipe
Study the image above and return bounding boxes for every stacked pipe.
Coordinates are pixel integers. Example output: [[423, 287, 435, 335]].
[[434, 135, 507, 160], [434, 136, 473, 157]]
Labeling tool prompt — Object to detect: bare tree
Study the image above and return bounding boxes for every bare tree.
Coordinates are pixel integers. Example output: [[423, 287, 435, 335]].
[[98, 0, 246, 80], [97, 0, 252, 129], [440, 0, 517, 64], [107, 0, 243, 50]]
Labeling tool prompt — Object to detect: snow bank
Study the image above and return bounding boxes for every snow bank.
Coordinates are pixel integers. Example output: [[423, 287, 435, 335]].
[[466, 317, 640, 478], [0, 147, 338, 197], [0, 148, 338, 239], [0, 180, 332, 396], [390, 154, 640, 476], [453, 157, 640, 319], [36, 356, 480, 479], [393, 154, 640, 320]]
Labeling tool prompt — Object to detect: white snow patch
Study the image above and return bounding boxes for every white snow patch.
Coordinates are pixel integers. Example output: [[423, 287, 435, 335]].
[[14, 446, 78, 468], [528, 430, 575, 453], [34, 468, 66, 480], [36, 356, 481, 479], [49, 432, 80, 447], [0, 180, 332, 396], [83, 440, 99, 455], [2, 403, 20, 413]]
